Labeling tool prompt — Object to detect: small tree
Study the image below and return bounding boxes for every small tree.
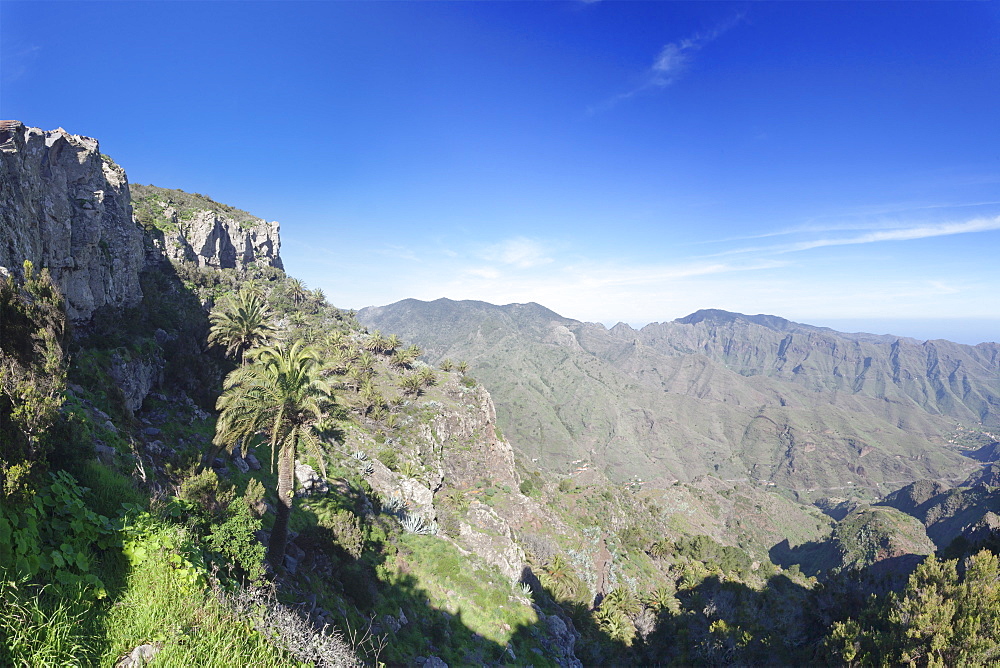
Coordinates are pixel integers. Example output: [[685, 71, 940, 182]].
[[0, 261, 67, 480], [214, 340, 332, 570]]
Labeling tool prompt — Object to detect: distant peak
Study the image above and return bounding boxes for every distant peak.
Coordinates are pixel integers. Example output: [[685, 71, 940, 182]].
[[675, 309, 794, 331], [676, 309, 746, 325]]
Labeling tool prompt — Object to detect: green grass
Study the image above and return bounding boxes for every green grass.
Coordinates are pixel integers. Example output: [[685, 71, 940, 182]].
[[0, 495, 321, 667], [76, 460, 147, 518], [381, 534, 550, 666], [101, 554, 298, 667], [0, 583, 98, 666]]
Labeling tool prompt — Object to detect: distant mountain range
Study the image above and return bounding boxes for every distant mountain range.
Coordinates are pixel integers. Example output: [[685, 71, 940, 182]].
[[359, 299, 1000, 499]]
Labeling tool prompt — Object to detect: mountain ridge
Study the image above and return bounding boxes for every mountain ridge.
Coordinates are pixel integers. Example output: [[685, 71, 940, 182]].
[[359, 298, 998, 497]]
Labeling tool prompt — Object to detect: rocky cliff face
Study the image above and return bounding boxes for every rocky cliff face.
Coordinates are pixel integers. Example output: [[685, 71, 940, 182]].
[[0, 121, 144, 321], [131, 184, 282, 271]]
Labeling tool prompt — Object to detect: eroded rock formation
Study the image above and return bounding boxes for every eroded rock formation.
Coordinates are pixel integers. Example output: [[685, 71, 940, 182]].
[[0, 121, 144, 321]]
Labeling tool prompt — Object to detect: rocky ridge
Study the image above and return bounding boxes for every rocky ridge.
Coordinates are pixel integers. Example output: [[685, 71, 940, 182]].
[[0, 121, 144, 321], [131, 183, 282, 271], [1, 123, 285, 322]]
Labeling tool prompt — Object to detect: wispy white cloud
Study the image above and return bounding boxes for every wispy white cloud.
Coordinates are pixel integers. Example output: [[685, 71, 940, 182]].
[[375, 244, 422, 262], [465, 267, 501, 280], [708, 216, 1000, 257], [480, 237, 554, 268], [1, 44, 41, 83], [782, 216, 1000, 253], [293, 209, 1000, 335], [594, 12, 744, 112]]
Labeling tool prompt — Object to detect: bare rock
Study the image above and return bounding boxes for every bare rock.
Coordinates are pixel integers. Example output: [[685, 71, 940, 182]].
[[0, 122, 144, 322], [367, 459, 436, 521], [295, 461, 329, 496], [114, 643, 160, 668], [458, 505, 527, 582], [245, 451, 262, 471], [283, 553, 299, 575]]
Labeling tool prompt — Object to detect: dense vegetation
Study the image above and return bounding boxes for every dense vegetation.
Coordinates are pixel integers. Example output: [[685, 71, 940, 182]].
[[3, 187, 1000, 666]]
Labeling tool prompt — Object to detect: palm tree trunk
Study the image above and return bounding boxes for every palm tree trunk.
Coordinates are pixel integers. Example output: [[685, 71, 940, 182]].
[[267, 437, 295, 571], [196, 439, 227, 475]]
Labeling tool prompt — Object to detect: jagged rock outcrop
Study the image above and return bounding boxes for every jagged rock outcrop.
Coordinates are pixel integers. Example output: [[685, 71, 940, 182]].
[[366, 458, 437, 521], [163, 210, 281, 271], [459, 504, 527, 582], [108, 349, 164, 414], [0, 121, 144, 321], [432, 384, 519, 490], [131, 184, 282, 271]]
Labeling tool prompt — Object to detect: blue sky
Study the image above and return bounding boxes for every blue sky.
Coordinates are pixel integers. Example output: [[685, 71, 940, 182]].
[[3, 1, 999, 343]]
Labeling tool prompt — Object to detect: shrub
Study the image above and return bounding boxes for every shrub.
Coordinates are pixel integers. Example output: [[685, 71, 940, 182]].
[[377, 449, 398, 472], [0, 470, 115, 597], [319, 509, 364, 559], [178, 468, 234, 522], [208, 497, 265, 582]]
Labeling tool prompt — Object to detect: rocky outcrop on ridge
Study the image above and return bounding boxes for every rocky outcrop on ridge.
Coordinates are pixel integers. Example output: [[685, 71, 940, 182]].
[[0, 121, 144, 321], [131, 184, 282, 271]]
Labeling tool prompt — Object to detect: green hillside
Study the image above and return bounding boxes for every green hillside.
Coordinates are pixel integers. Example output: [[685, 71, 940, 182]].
[[359, 299, 989, 499]]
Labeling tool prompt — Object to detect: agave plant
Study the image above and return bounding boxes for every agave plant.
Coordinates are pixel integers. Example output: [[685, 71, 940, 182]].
[[352, 451, 368, 461], [401, 513, 438, 536], [379, 494, 406, 516]]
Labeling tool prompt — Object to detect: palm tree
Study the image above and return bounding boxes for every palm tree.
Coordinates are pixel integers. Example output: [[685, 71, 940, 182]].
[[602, 587, 642, 618], [457, 360, 469, 375], [390, 347, 418, 370], [286, 277, 308, 306], [417, 366, 437, 388], [364, 330, 388, 354], [384, 334, 401, 353], [208, 288, 276, 365], [539, 554, 580, 601], [214, 340, 332, 570], [325, 329, 350, 350], [399, 374, 424, 397], [355, 351, 377, 373]]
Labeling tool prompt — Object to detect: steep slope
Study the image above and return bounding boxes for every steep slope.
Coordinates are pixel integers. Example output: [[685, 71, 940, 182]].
[[359, 299, 991, 497], [0, 121, 144, 321], [618, 310, 1000, 428]]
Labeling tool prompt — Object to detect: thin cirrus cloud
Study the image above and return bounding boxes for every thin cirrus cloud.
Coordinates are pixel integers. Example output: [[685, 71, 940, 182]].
[[785, 216, 1000, 252], [593, 11, 745, 112], [479, 236, 554, 268], [710, 216, 1000, 257]]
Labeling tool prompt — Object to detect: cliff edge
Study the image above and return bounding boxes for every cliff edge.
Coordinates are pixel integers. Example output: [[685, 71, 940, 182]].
[[0, 121, 144, 321]]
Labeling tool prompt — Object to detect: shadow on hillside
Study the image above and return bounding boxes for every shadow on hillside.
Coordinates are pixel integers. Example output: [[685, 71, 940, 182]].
[[963, 442, 1000, 463], [769, 538, 839, 578]]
